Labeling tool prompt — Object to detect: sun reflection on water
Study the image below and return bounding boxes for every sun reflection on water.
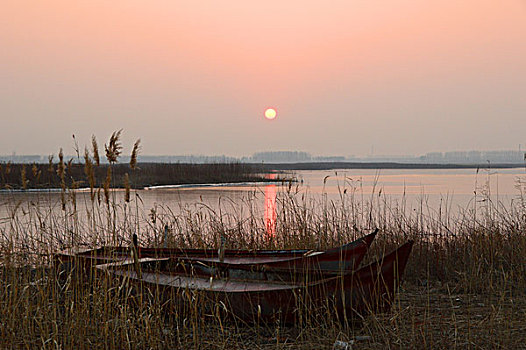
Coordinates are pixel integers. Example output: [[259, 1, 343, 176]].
[[264, 173, 277, 237]]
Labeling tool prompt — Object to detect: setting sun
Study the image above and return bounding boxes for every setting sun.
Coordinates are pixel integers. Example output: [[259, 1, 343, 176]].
[[264, 108, 277, 120]]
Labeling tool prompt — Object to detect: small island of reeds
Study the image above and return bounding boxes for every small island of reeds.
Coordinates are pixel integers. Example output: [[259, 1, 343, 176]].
[[0, 131, 275, 191], [0, 161, 270, 190]]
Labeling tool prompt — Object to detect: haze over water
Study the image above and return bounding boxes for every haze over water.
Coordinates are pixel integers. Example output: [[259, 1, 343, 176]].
[[2, 1, 526, 157]]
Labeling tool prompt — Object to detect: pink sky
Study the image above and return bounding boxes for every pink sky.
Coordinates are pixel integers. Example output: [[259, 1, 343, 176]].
[[1, 1, 526, 157]]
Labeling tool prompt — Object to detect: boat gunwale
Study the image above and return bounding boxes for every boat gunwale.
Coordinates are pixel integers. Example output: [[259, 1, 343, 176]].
[[97, 240, 413, 295], [54, 229, 378, 269]]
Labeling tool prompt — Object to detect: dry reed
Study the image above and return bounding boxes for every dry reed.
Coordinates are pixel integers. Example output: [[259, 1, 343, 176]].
[[0, 148, 525, 349], [105, 129, 123, 164], [130, 139, 141, 170], [92, 135, 100, 166]]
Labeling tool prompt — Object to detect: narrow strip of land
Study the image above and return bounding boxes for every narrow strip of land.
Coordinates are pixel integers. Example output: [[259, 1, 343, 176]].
[[0, 162, 269, 190], [2, 161, 524, 190], [257, 162, 526, 171]]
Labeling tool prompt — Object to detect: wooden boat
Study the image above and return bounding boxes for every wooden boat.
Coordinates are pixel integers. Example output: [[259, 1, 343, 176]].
[[169, 229, 378, 279], [54, 229, 377, 277], [97, 241, 413, 323]]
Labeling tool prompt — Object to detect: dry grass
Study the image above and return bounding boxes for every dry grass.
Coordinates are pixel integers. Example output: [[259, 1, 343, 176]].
[[0, 144, 525, 349]]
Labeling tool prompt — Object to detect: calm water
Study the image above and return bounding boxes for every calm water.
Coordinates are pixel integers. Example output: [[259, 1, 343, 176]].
[[298, 168, 526, 206], [2, 168, 526, 227]]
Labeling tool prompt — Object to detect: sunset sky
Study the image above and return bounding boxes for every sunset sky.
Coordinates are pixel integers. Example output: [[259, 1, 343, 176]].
[[1, 1, 526, 157]]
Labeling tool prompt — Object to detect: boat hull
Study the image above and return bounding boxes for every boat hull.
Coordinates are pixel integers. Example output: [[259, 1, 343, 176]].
[[101, 241, 413, 323], [54, 230, 377, 279]]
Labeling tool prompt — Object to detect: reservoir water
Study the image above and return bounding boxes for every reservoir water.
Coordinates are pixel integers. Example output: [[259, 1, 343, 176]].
[[2, 167, 526, 243]]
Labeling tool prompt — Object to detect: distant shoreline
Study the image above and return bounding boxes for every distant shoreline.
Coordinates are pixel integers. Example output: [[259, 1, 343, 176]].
[[1, 161, 524, 191], [259, 162, 526, 171]]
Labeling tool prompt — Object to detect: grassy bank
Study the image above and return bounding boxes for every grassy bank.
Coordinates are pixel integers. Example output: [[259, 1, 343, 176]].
[[1, 170, 525, 348], [0, 162, 268, 190]]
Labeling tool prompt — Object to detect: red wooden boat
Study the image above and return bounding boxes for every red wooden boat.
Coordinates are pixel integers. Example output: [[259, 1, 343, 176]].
[[97, 241, 413, 323], [54, 229, 377, 277], [168, 229, 377, 279]]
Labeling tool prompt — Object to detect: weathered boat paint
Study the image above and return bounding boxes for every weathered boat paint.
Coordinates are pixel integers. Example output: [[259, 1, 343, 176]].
[[54, 229, 378, 278], [98, 241, 413, 323]]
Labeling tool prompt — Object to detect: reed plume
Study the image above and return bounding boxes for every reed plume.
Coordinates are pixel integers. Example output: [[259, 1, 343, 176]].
[[57, 150, 65, 179], [105, 130, 122, 164], [130, 139, 141, 170], [92, 135, 100, 166], [47, 155, 54, 174], [31, 163, 38, 178], [31, 163, 41, 183]]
